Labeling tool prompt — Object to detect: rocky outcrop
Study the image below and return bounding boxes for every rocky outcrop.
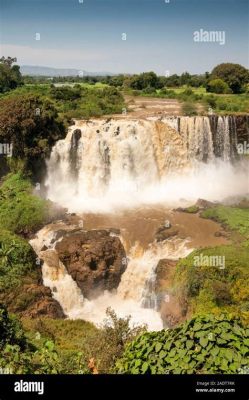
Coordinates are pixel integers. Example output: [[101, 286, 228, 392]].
[[155, 259, 187, 328], [0, 281, 65, 319], [55, 230, 126, 299], [19, 284, 65, 319], [155, 225, 179, 242]]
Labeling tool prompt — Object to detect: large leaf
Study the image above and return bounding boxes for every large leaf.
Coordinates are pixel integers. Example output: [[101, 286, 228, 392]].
[[200, 337, 208, 347]]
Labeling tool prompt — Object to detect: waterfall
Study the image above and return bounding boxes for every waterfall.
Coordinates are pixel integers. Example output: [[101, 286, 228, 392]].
[[30, 223, 192, 330], [37, 115, 249, 329], [140, 238, 191, 310], [45, 116, 248, 213]]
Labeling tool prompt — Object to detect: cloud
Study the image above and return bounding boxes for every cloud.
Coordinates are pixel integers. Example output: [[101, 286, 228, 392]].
[[0, 43, 106, 68]]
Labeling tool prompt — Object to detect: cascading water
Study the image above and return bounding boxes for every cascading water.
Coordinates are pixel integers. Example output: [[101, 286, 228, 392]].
[[45, 116, 247, 213], [33, 115, 249, 330], [30, 222, 192, 330]]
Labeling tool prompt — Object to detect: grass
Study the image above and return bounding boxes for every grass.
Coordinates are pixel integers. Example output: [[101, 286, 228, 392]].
[[170, 86, 207, 95], [201, 206, 249, 239]]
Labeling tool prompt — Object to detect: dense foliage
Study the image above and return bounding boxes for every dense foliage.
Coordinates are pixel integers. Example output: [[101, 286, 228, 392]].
[[206, 79, 231, 94], [1, 84, 125, 122], [172, 205, 249, 325], [211, 63, 249, 94], [0, 228, 37, 292], [0, 94, 65, 177], [0, 57, 23, 93], [0, 173, 58, 235], [116, 314, 249, 374]]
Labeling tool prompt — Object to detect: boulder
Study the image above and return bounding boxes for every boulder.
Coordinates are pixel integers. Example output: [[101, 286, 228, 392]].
[[55, 230, 126, 299], [155, 226, 179, 242]]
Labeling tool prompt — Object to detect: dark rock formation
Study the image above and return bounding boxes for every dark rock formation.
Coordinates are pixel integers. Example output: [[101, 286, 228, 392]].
[[1, 282, 65, 319], [195, 198, 216, 209], [19, 284, 65, 319], [155, 226, 179, 242], [55, 230, 126, 299]]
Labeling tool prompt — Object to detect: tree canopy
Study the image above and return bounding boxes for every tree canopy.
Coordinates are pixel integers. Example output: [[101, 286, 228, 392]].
[[0, 57, 23, 93], [211, 63, 249, 94], [0, 94, 65, 177]]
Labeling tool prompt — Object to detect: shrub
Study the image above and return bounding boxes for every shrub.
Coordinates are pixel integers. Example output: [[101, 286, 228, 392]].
[[0, 173, 52, 235], [181, 102, 197, 116], [0, 228, 37, 291], [84, 308, 146, 373], [207, 79, 231, 94], [116, 314, 249, 374], [0, 305, 27, 349]]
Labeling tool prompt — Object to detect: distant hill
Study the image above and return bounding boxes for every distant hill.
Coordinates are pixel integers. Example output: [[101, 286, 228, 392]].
[[20, 65, 114, 77]]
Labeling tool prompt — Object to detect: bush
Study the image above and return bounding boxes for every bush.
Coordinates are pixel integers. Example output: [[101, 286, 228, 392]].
[[0, 173, 53, 235], [0, 305, 27, 349], [116, 314, 249, 374], [207, 79, 231, 94], [142, 86, 157, 95], [83, 308, 146, 373], [211, 63, 249, 94], [0, 228, 37, 291], [181, 102, 197, 116]]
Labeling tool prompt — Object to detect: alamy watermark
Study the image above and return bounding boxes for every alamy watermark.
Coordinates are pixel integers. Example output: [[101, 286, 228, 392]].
[[193, 29, 225, 45], [0, 367, 12, 374], [14, 380, 44, 395], [0, 143, 13, 157], [237, 141, 249, 155], [194, 253, 225, 269]]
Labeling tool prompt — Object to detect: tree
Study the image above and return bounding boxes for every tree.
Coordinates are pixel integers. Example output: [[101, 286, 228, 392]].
[[207, 78, 231, 94], [84, 308, 146, 373], [211, 63, 249, 94], [0, 94, 65, 178], [128, 72, 163, 90], [0, 57, 23, 92], [165, 74, 181, 87]]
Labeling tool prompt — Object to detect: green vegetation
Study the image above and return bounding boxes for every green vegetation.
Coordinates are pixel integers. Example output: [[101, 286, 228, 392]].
[[171, 204, 249, 326], [22, 308, 145, 373], [206, 79, 231, 94], [0, 83, 125, 123], [183, 205, 200, 213], [201, 206, 249, 239], [0, 93, 65, 179], [0, 173, 59, 235], [174, 245, 249, 324], [0, 228, 37, 292], [0, 306, 145, 374], [0, 304, 88, 373], [116, 314, 249, 374], [211, 63, 249, 94], [181, 102, 198, 116], [0, 57, 23, 93]]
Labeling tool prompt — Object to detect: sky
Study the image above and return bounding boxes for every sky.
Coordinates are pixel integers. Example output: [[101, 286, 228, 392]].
[[0, 0, 248, 74]]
